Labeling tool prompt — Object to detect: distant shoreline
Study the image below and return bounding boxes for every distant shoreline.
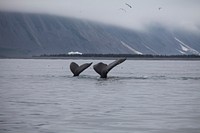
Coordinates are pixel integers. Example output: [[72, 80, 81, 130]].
[[1, 54, 200, 60], [1, 57, 200, 60], [34, 54, 200, 60], [32, 56, 200, 60]]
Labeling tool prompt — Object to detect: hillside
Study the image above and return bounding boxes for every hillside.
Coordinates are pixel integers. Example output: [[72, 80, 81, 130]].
[[0, 12, 200, 57]]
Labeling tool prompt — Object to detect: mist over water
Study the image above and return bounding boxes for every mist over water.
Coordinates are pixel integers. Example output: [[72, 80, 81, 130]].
[[0, 59, 200, 133]]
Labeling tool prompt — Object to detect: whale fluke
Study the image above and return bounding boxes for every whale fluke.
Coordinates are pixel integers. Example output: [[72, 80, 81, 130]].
[[93, 58, 126, 78], [70, 62, 92, 76]]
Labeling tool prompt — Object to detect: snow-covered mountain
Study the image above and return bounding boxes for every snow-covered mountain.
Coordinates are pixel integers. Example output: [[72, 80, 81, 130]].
[[0, 11, 200, 57]]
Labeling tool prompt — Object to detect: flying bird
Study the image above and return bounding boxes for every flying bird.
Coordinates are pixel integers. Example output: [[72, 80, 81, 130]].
[[119, 8, 126, 12], [158, 7, 162, 10], [125, 3, 132, 8], [93, 58, 126, 78]]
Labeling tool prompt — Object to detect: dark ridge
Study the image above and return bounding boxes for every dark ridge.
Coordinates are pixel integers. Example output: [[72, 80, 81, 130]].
[[37, 54, 200, 59]]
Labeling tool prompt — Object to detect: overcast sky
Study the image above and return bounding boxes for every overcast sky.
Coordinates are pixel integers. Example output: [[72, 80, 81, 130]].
[[0, 0, 200, 31]]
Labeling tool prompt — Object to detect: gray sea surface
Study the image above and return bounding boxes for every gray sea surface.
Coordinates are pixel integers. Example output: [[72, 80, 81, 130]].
[[0, 59, 200, 133]]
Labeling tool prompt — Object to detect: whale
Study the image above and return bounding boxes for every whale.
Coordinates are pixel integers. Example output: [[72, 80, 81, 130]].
[[93, 58, 126, 78], [70, 62, 92, 76]]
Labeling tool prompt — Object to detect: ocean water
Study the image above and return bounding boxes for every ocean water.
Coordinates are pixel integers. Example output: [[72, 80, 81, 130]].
[[0, 59, 200, 133]]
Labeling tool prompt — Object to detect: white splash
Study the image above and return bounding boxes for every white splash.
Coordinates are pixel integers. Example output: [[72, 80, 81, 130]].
[[121, 41, 143, 55]]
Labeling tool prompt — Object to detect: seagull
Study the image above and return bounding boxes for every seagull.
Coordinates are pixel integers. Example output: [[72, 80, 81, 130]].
[[125, 3, 132, 8], [119, 8, 126, 12], [158, 7, 162, 10]]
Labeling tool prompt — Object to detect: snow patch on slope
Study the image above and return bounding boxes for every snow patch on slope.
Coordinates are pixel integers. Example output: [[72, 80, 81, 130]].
[[144, 45, 158, 54], [23, 16, 43, 47], [176, 49, 186, 54], [121, 41, 143, 55], [175, 37, 200, 55]]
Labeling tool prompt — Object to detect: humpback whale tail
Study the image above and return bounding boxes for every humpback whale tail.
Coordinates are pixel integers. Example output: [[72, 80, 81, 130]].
[[70, 62, 92, 76], [93, 58, 126, 78]]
